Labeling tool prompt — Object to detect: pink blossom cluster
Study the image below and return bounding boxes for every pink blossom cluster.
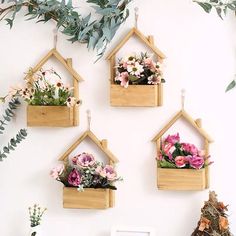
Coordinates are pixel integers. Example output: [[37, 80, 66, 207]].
[[159, 133, 211, 169], [115, 53, 164, 88], [50, 152, 121, 190]]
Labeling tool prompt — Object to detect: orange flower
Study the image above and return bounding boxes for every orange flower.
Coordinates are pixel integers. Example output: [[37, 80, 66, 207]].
[[198, 217, 211, 231], [218, 202, 228, 211], [219, 216, 229, 231]]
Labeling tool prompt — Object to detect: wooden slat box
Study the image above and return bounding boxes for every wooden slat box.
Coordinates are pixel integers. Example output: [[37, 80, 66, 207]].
[[27, 105, 77, 127], [63, 187, 112, 209], [110, 84, 163, 107], [157, 168, 206, 191]]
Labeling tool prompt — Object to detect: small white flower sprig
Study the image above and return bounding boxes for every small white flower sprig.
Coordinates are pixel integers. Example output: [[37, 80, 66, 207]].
[[28, 204, 47, 228], [5, 67, 81, 107]]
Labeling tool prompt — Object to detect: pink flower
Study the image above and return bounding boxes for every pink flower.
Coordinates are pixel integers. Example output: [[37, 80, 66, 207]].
[[162, 143, 175, 159], [77, 153, 95, 168], [144, 57, 156, 72], [189, 155, 205, 169], [147, 75, 161, 85], [95, 165, 103, 174], [165, 133, 180, 145], [68, 169, 81, 186], [182, 143, 199, 155], [71, 156, 78, 165], [175, 156, 187, 168], [50, 164, 64, 179], [115, 72, 129, 88], [100, 165, 117, 181]]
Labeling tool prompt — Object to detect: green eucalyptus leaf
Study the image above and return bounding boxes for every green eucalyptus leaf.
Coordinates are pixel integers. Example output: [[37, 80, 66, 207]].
[[226, 80, 236, 92]]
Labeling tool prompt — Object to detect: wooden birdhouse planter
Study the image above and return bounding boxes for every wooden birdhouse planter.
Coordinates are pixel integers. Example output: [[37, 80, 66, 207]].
[[107, 27, 166, 107], [27, 49, 82, 127], [152, 109, 213, 191], [63, 187, 112, 209], [59, 130, 119, 209]]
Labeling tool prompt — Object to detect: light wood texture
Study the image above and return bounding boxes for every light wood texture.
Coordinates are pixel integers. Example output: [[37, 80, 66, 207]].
[[204, 139, 210, 189], [157, 168, 206, 190], [59, 130, 119, 163], [32, 48, 83, 81], [110, 84, 162, 107], [152, 110, 213, 142], [110, 55, 116, 83], [106, 28, 166, 60], [27, 105, 74, 127], [66, 58, 79, 126], [63, 187, 113, 209]]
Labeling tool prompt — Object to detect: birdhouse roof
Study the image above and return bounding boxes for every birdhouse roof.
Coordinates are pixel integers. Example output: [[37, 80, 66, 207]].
[[152, 110, 213, 142], [106, 27, 166, 60], [59, 130, 119, 163], [32, 48, 83, 81]]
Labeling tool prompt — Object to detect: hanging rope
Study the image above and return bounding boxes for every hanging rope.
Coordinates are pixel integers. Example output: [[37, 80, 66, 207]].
[[87, 109, 91, 130], [134, 7, 139, 28], [53, 27, 58, 49], [181, 89, 186, 110]]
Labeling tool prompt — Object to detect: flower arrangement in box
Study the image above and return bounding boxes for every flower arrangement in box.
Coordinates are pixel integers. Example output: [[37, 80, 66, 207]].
[[158, 133, 212, 169], [9, 68, 80, 107], [115, 52, 165, 88], [51, 152, 122, 191]]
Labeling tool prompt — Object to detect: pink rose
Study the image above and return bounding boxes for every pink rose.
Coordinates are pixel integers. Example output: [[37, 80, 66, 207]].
[[100, 165, 117, 181], [77, 153, 95, 168], [68, 169, 81, 186], [162, 143, 175, 160], [189, 155, 205, 169], [165, 133, 180, 145], [144, 57, 156, 72], [71, 156, 78, 165], [175, 156, 187, 168], [182, 143, 199, 155], [50, 164, 64, 179]]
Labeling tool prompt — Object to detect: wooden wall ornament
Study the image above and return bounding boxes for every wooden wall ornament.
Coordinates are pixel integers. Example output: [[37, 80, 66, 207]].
[[27, 48, 83, 127], [59, 111, 119, 209], [106, 21, 166, 107], [152, 90, 213, 191]]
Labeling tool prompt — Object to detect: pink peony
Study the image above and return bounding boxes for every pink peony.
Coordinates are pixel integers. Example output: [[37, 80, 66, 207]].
[[165, 133, 180, 145], [175, 156, 187, 168], [77, 153, 95, 168], [189, 155, 205, 169], [100, 165, 117, 181], [182, 143, 199, 155], [50, 164, 64, 179], [115, 72, 129, 88], [68, 169, 81, 186]]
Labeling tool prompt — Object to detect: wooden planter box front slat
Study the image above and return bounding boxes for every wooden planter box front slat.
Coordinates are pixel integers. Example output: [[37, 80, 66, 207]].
[[27, 105, 77, 127], [63, 187, 112, 209], [157, 168, 206, 191], [110, 84, 163, 107]]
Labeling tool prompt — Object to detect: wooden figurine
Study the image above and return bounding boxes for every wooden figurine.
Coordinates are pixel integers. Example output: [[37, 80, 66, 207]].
[[106, 26, 166, 107], [152, 91, 213, 191], [59, 111, 119, 209], [27, 48, 82, 127]]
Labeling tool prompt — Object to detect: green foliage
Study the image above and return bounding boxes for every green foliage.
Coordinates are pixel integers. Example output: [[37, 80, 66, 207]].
[[0, 98, 27, 161], [0, 0, 132, 59], [28, 204, 47, 228], [194, 0, 236, 19], [226, 79, 236, 92]]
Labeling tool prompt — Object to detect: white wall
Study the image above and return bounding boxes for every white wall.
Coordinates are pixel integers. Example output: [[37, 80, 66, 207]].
[[0, 0, 236, 235]]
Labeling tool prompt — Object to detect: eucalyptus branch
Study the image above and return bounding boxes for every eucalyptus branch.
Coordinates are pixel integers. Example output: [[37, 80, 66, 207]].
[[0, 0, 132, 59], [0, 98, 27, 161]]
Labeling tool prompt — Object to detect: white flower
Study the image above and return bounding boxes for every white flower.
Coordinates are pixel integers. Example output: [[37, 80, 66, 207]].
[[148, 75, 161, 85], [121, 54, 136, 64], [127, 62, 144, 76]]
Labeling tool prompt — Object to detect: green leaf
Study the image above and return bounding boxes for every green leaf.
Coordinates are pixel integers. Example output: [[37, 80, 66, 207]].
[[5, 18, 13, 29], [196, 2, 213, 13], [159, 160, 176, 168], [128, 75, 139, 82], [226, 80, 236, 92]]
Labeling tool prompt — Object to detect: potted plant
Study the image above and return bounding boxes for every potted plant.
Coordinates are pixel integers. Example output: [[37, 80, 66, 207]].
[[28, 204, 47, 236], [51, 152, 122, 209], [8, 68, 80, 127], [110, 52, 165, 107], [157, 133, 212, 190]]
